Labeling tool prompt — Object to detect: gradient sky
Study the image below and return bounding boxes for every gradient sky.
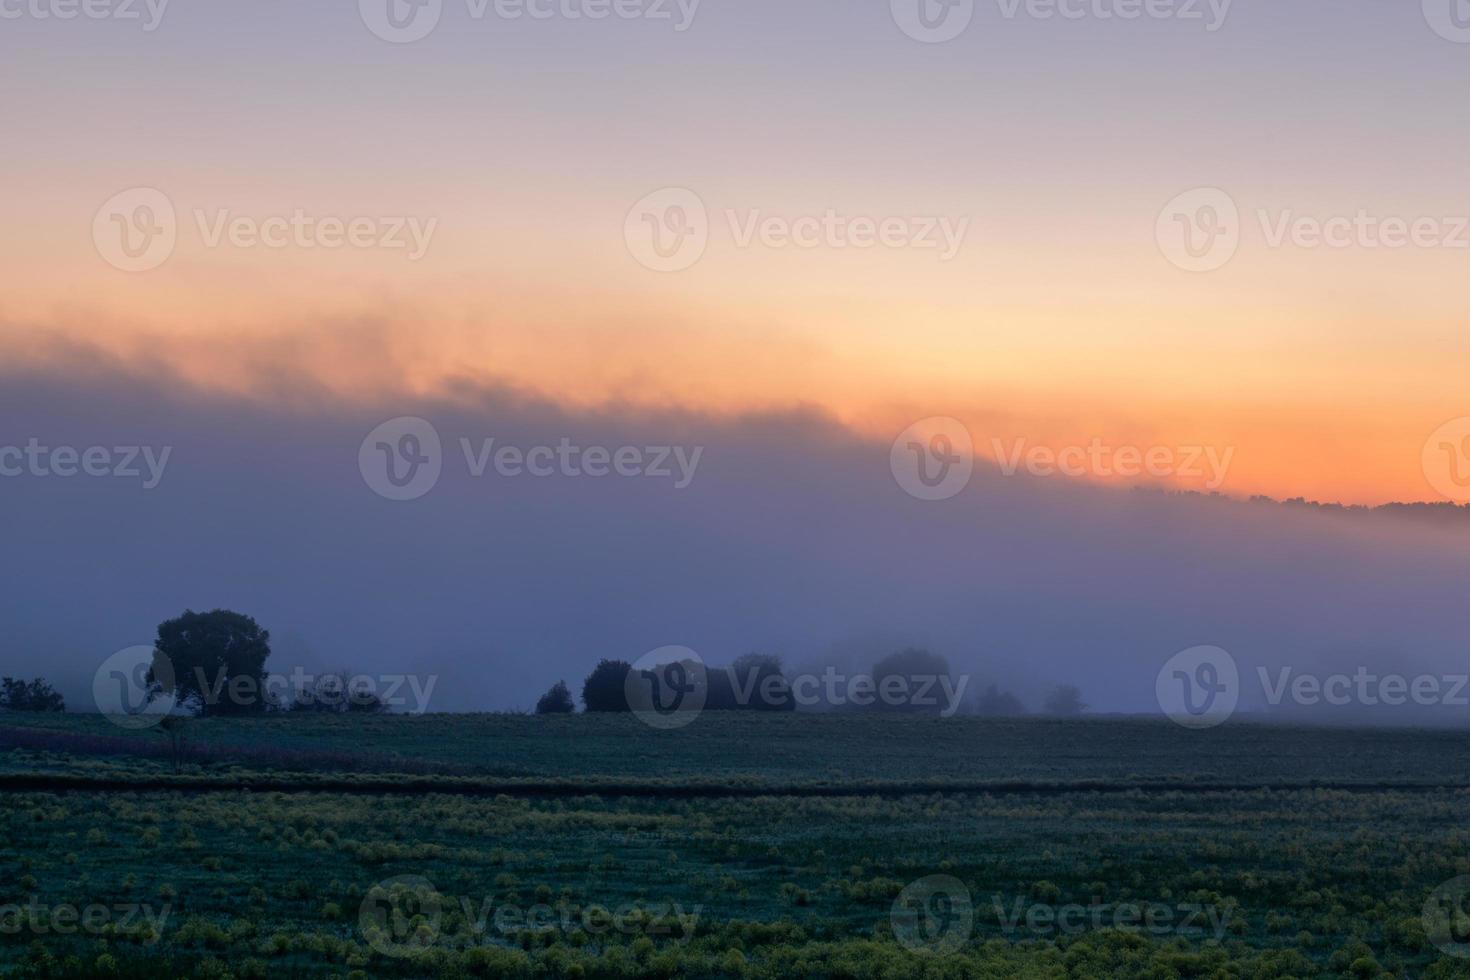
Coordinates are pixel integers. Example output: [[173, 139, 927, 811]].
[[3, 0, 1469, 503]]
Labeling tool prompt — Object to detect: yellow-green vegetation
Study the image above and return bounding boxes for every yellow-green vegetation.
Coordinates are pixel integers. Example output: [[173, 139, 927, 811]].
[[4, 714, 1470, 977]]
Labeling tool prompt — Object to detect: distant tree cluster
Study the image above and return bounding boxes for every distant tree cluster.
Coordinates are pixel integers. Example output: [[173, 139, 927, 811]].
[[1042, 684, 1087, 716], [544, 649, 1088, 718], [0, 677, 65, 713], [549, 653, 798, 714], [5, 603, 1094, 721], [708, 654, 795, 711], [973, 684, 1026, 717], [284, 671, 391, 715], [967, 682, 1088, 717]]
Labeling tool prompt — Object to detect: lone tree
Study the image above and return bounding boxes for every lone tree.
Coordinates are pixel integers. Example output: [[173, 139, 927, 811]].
[[581, 660, 632, 712], [0, 677, 65, 713], [154, 609, 272, 716], [1043, 684, 1087, 716], [535, 680, 576, 715]]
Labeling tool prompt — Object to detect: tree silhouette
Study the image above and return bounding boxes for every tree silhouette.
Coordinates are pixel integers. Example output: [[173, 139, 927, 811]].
[[581, 660, 632, 712], [154, 609, 272, 716], [974, 683, 1026, 717], [722, 653, 794, 711], [1043, 685, 1087, 716], [535, 680, 576, 714], [870, 648, 953, 714], [0, 677, 65, 713]]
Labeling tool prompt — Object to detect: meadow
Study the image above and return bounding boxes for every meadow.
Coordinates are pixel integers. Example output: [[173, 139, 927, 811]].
[[4, 714, 1470, 978]]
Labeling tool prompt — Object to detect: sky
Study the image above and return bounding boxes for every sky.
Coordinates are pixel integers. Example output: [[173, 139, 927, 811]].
[[2, 0, 1470, 715], [2, 0, 1467, 503]]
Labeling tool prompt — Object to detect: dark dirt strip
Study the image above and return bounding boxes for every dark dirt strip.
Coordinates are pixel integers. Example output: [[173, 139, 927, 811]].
[[1, 772, 1466, 799]]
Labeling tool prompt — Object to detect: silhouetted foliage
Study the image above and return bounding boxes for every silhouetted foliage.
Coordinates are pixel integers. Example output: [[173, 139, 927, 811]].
[[287, 670, 390, 714], [536, 680, 576, 715], [869, 648, 953, 714], [0, 677, 65, 713], [153, 609, 272, 716], [973, 683, 1026, 717], [581, 659, 632, 712], [708, 653, 794, 711], [1043, 684, 1087, 716]]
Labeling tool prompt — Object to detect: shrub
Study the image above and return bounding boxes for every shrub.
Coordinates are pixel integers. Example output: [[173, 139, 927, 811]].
[[0, 677, 65, 712], [535, 681, 576, 715]]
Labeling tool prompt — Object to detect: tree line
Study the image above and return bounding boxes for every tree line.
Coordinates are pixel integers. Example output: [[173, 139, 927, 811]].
[[0, 608, 1089, 718], [535, 648, 1088, 717]]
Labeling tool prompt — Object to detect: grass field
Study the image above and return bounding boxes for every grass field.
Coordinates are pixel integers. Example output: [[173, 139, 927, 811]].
[[5, 714, 1470, 978]]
